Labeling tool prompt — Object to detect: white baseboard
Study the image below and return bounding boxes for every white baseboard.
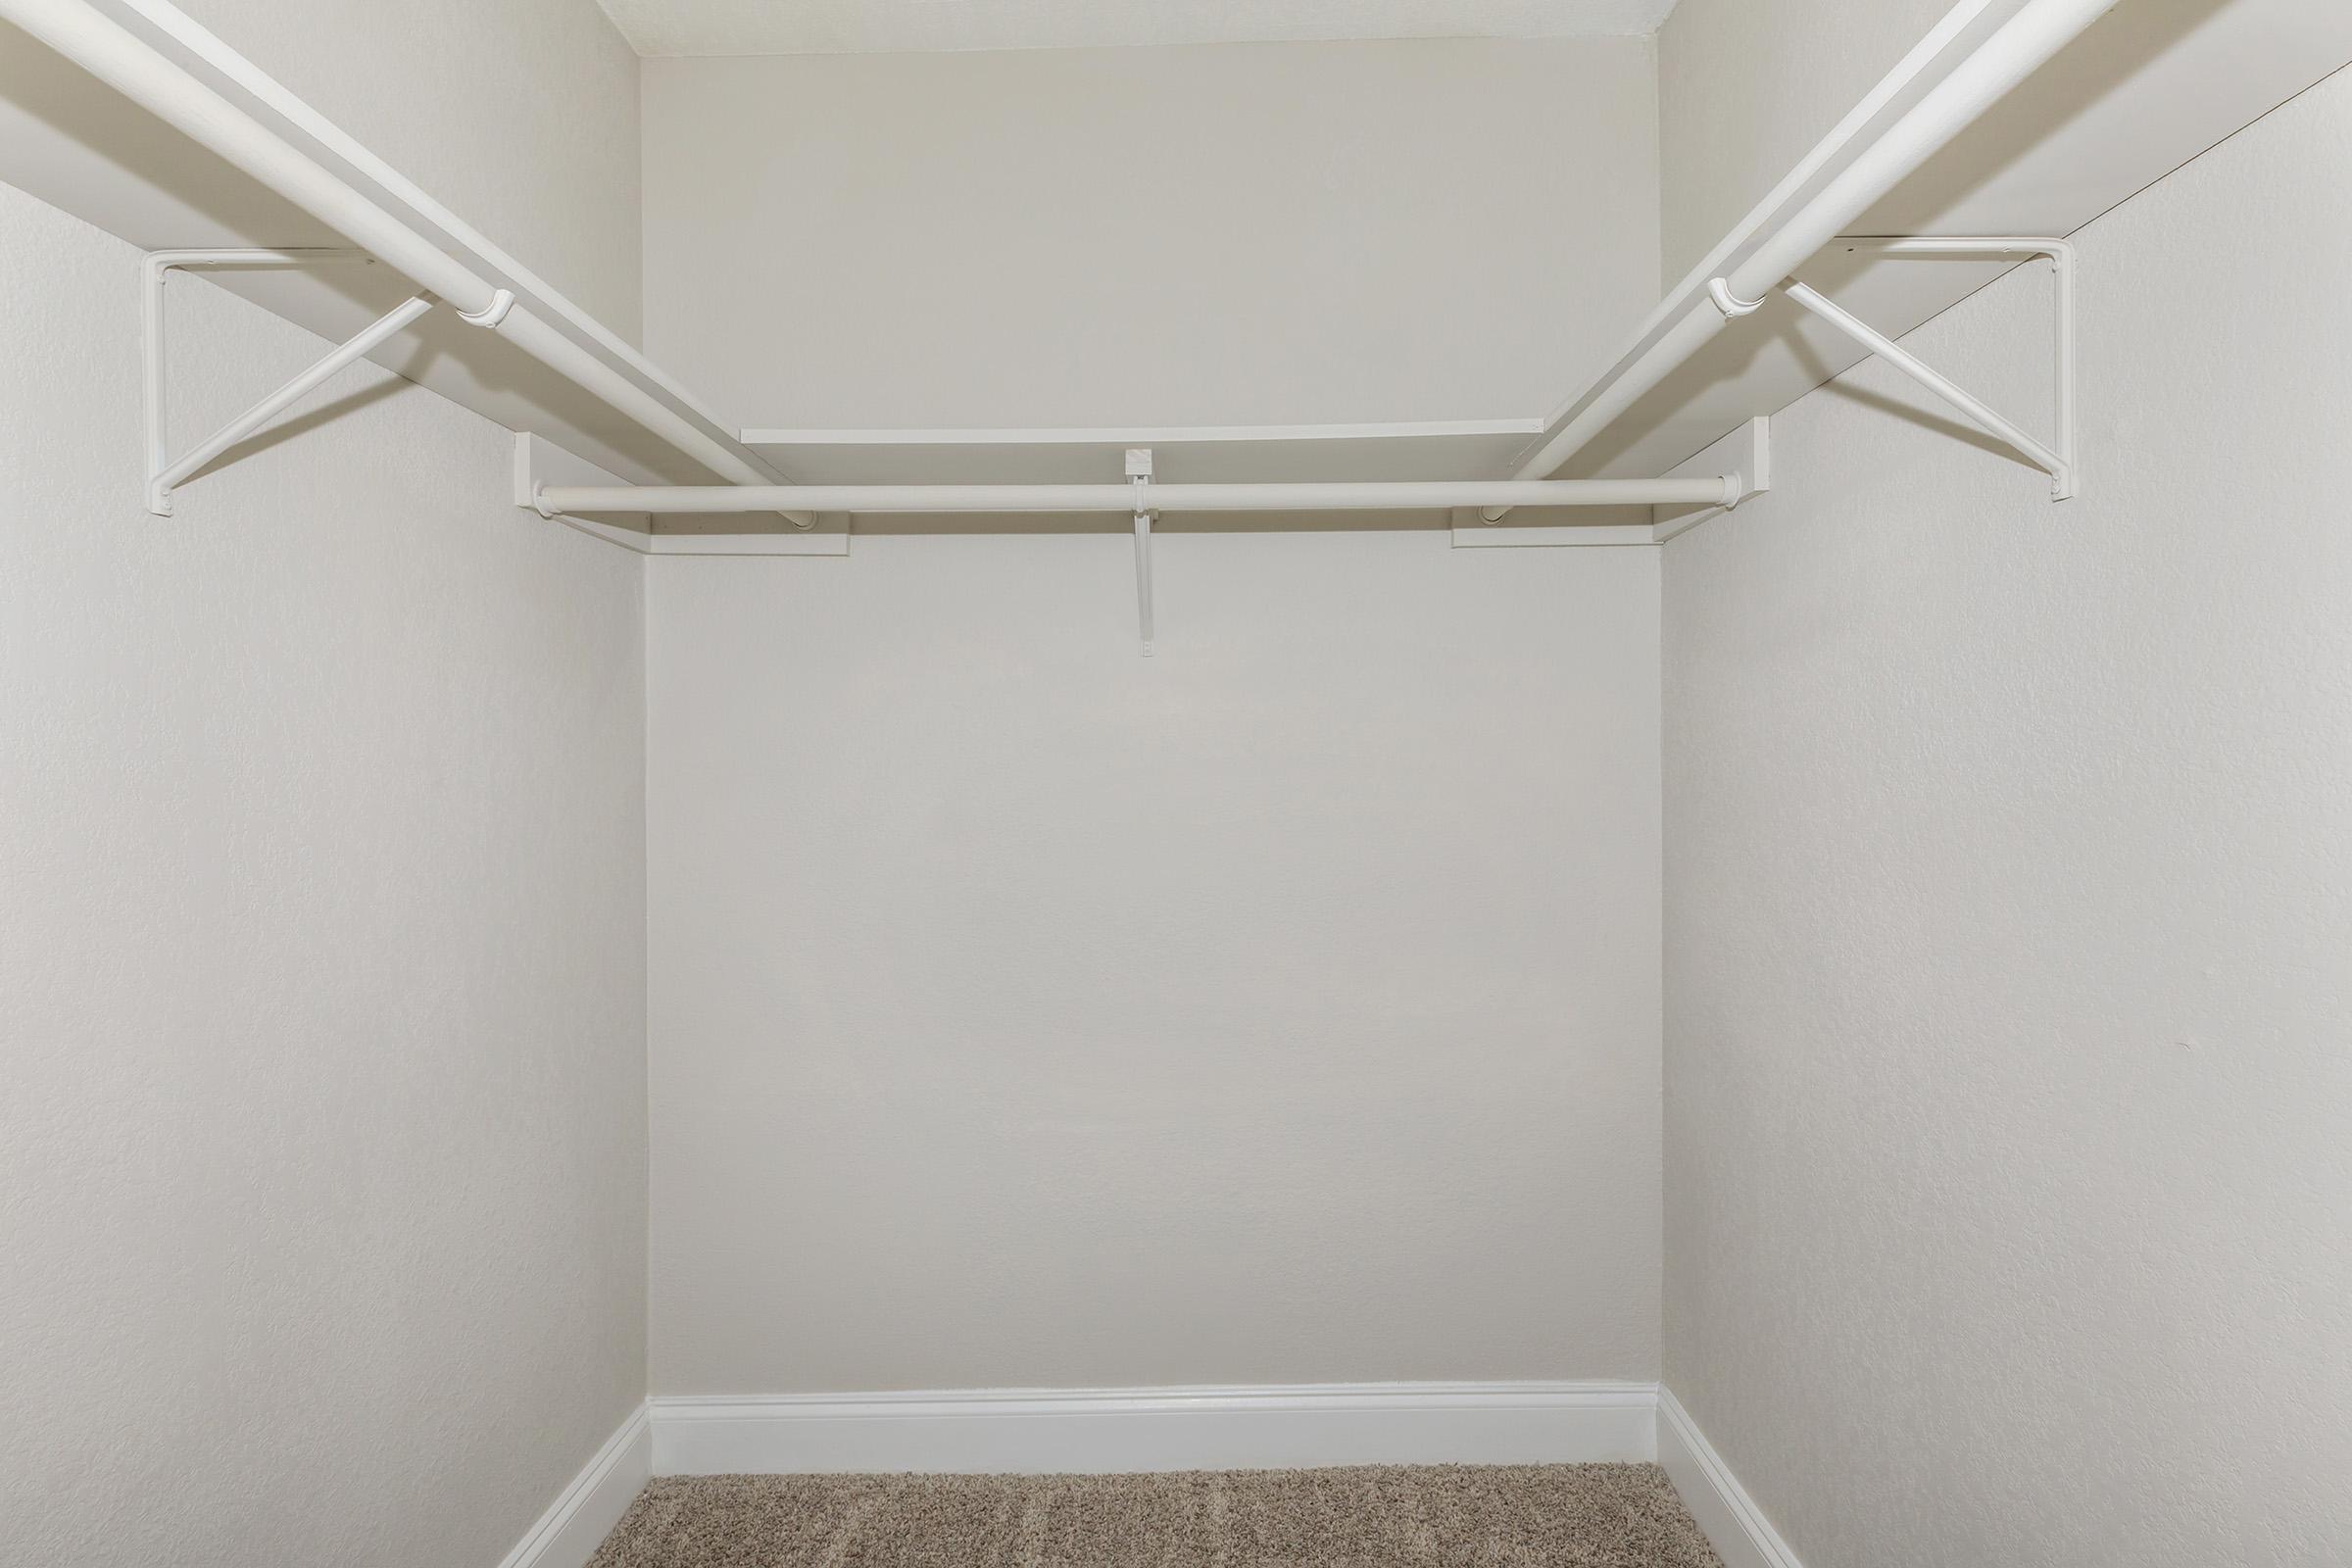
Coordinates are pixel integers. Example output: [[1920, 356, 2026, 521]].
[[496, 1404, 651, 1568], [1657, 1389, 1805, 1568], [650, 1381, 1658, 1477], [502, 1382, 1796, 1567]]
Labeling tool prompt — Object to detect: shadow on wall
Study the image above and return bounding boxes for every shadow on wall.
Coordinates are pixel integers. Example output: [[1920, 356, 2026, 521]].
[[181, 377, 408, 488]]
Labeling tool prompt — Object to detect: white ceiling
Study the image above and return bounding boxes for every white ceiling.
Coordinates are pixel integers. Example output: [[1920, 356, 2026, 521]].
[[594, 0, 1681, 58]]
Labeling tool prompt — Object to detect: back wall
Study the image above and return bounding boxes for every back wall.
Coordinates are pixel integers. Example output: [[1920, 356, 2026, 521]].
[[641, 36, 1658, 427], [647, 526, 1663, 1393], [637, 36, 1669, 1396]]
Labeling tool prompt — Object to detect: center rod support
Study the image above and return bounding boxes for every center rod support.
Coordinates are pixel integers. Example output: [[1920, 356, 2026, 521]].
[[1133, 507, 1156, 657], [1129, 447, 1156, 658], [533, 475, 1740, 517]]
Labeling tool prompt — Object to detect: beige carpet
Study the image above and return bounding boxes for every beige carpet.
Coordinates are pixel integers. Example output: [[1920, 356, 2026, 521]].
[[587, 1463, 1724, 1567]]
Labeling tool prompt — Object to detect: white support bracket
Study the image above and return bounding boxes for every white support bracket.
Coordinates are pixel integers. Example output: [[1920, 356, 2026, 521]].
[[1127, 447, 1156, 657], [141, 248, 400, 515], [1652, 416, 1773, 543], [1791, 236, 2077, 500]]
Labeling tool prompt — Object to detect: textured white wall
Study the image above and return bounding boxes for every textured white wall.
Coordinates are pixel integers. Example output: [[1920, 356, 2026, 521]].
[[0, 179, 647, 1566], [174, 0, 644, 339], [1661, 67, 2352, 1568], [646, 528, 1663, 1394], [639, 35, 1670, 1396], [641, 37, 1659, 426], [1655, 0, 1951, 286]]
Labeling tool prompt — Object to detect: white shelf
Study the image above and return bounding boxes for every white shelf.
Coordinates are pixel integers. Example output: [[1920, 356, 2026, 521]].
[[739, 420, 1547, 486], [749, 0, 2352, 499], [1546, 0, 2352, 483], [6, 0, 2345, 524], [0, 0, 772, 491]]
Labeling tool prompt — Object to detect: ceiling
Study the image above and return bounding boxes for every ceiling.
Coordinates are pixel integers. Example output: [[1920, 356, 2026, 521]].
[[592, 0, 1681, 57]]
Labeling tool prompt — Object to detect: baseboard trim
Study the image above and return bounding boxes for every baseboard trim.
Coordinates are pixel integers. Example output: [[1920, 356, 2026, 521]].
[[502, 1383, 1797, 1561], [497, 1403, 651, 1568], [650, 1381, 1659, 1476], [1657, 1389, 1805, 1568]]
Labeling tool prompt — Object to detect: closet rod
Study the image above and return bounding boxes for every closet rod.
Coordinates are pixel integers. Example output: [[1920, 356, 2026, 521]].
[[1491, 0, 2121, 517], [534, 476, 1739, 516], [0, 0, 813, 527]]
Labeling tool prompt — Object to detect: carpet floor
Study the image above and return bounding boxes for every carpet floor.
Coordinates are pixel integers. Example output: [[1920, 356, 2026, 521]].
[[586, 1463, 1725, 1567]]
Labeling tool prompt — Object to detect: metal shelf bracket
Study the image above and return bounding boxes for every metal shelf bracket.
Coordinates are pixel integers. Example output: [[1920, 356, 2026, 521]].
[[1792, 236, 2078, 500], [142, 248, 431, 515]]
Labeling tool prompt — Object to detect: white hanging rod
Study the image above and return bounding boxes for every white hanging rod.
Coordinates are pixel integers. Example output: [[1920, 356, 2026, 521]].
[[0, 0, 812, 527], [1489, 0, 2120, 518], [533, 475, 1740, 517]]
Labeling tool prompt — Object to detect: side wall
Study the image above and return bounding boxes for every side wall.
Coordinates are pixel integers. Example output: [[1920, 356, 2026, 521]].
[[1661, 68, 2352, 1568], [0, 57, 649, 1568]]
